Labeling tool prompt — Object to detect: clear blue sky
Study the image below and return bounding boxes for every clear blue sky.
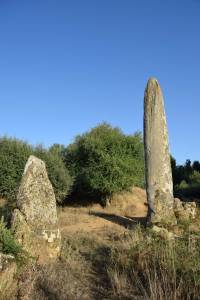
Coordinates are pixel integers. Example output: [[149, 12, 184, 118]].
[[0, 0, 199, 164]]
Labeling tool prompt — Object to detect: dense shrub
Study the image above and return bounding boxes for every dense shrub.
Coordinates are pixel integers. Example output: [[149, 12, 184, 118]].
[[64, 123, 144, 203], [189, 171, 200, 186], [172, 157, 200, 187], [171, 157, 200, 198], [0, 137, 72, 204], [0, 218, 27, 263], [176, 172, 200, 199], [0, 137, 32, 202]]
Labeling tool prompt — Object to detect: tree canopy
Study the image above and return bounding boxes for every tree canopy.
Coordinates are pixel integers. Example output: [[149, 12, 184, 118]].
[[64, 123, 145, 203]]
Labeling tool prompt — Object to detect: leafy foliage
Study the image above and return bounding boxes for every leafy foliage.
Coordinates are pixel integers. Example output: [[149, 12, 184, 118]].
[[0, 137, 72, 204], [189, 171, 200, 186], [171, 157, 200, 198], [0, 137, 32, 201], [0, 218, 24, 260], [64, 123, 144, 202]]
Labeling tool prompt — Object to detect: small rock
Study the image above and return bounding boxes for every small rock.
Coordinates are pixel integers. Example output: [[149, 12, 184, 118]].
[[151, 225, 174, 240], [174, 198, 197, 222]]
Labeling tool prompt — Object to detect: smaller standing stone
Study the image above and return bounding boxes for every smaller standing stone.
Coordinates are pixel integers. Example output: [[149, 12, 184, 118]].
[[12, 155, 61, 262]]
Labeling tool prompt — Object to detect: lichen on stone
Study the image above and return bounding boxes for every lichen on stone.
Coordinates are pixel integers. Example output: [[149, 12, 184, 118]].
[[11, 155, 61, 262]]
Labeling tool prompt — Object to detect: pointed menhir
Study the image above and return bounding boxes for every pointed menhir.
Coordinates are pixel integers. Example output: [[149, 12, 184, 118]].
[[12, 155, 61, 262], [144, 78, 176, 225]]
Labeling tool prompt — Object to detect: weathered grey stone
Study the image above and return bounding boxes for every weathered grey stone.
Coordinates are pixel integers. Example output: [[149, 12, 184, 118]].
[[174, 198, 196, 222], [12, 155, 61, 262], [144, 78, 176, 225]]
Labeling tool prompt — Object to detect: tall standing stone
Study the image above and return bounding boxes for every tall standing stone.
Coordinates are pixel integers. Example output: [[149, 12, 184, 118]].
[[12, 155, 61, 262], [144, 78, 176, 225]]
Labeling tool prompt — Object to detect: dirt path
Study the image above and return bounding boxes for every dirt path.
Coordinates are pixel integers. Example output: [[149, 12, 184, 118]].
[[17, 188, 148, 300], [59, 212, 134, 234], [58, 187, 147, 236]]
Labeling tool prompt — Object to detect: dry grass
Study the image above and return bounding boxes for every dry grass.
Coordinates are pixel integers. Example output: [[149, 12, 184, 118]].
[[6, 189, 200, 299], [17, 237, 93, 299], [17, 225, 200, 300], [105, 226, 200, 299]]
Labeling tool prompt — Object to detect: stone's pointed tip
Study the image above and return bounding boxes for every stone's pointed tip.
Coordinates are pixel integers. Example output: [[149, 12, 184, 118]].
[[145, 77, 161, 93], [27, 155, 44, 164], [146, 77, 160, 88], [24, 155, 45, 175], [148, 77, 159, 84], [28, 154, 40, 160]]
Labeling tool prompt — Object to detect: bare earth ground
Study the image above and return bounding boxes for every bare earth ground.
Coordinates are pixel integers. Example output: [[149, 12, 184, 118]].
[[58, 187, 148, 237]]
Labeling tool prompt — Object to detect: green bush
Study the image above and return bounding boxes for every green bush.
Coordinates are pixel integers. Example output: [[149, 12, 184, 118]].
[[175, 171, 200, 199], [189, 171, 200, 186], [0, 218, 24, 259], [0, 137, 72, 204], [64, 123, 144, 203], [172, 158, 200, 188], [0, 137, 32, 202], [179, 180, 189, 189]]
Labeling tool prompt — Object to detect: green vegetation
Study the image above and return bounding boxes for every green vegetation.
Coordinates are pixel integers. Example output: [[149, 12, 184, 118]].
[[0, 127, 199, 209], [171, 157, 200, 198], [0, 218, 26, 263], [0, 126, 200, 299], [0, 137, 32, 201], [0, 137, 72, 205], [64, 123, 145, 203], [0, 124, 145, 207]]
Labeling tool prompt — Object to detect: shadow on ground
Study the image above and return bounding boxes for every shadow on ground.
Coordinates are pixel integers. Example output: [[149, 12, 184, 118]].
[[90, 211, 146, 228]]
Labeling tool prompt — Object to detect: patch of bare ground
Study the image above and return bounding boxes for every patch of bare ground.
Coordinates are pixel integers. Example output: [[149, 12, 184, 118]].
[[58, 187, 147, 236], [14, 189, 200, 299], [16, 188, 147, 300]]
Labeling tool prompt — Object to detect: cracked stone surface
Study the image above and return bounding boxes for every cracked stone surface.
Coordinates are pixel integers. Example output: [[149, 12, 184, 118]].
[[144, 78, 176, 225], [12, 155, 61, 262]]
